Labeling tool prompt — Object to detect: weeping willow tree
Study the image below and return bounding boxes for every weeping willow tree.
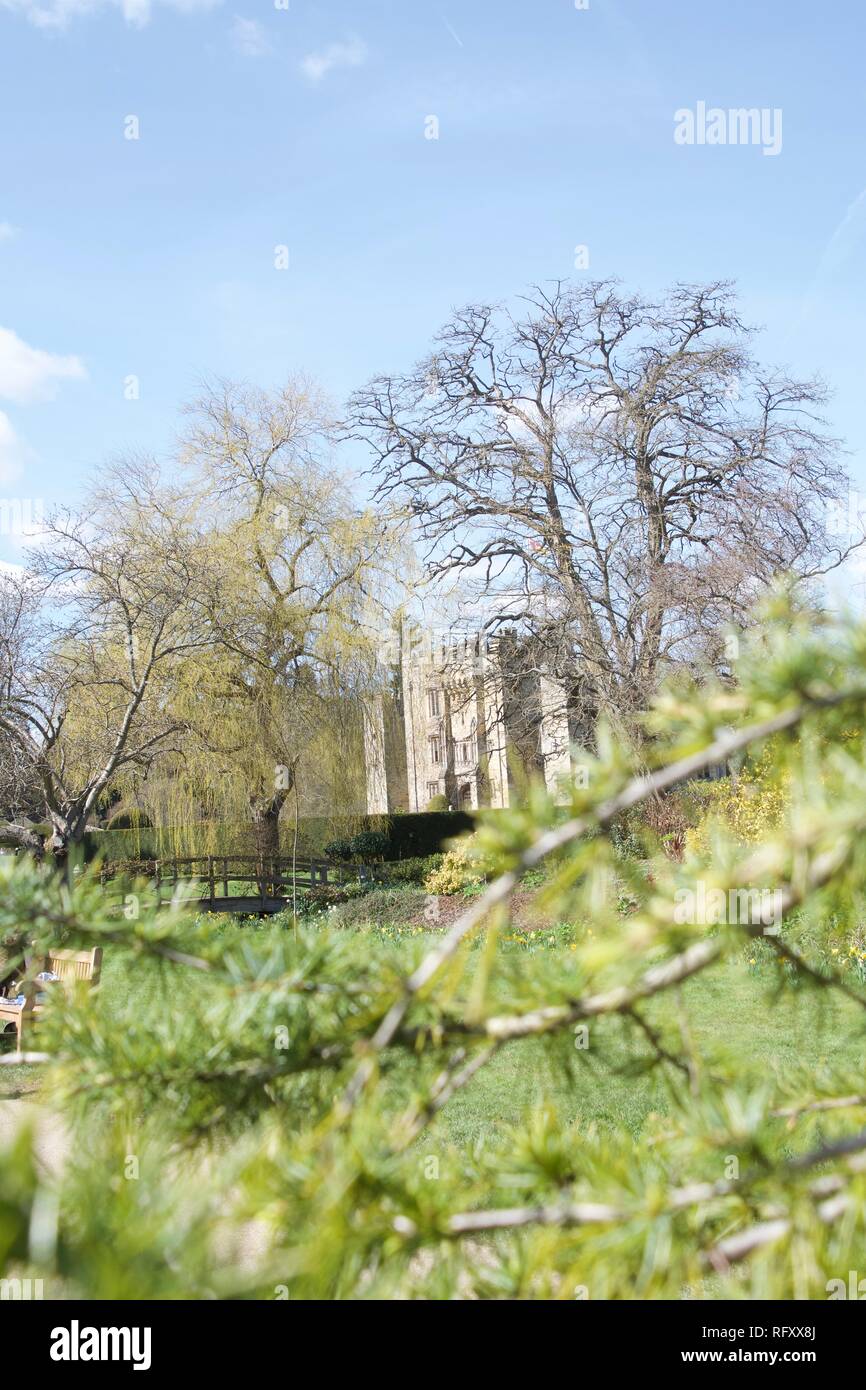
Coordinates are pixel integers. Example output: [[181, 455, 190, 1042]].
[[135, 651, 371, 859], [127, 377, 402, 859]]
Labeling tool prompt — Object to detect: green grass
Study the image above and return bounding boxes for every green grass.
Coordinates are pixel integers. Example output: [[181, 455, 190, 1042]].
[[2, 915, 864, 1150], [435, 962, 866, 1146]]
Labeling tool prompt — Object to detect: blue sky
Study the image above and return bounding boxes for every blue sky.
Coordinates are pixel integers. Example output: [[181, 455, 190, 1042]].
[[1, 0, 865, 576]]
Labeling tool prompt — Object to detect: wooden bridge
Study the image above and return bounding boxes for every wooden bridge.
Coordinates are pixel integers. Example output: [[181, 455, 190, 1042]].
[[100, 853, 382, 915]]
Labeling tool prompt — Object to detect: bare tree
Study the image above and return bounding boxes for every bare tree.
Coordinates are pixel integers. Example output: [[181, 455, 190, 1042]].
[[0, 464, 211, 863], [0, 578, 45, 849], [350, 280, 859, 732]]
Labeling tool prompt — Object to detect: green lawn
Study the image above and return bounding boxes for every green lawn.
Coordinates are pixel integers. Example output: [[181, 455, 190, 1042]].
[[435, 962, 866, 1146], [3, 914, 864, 1152]]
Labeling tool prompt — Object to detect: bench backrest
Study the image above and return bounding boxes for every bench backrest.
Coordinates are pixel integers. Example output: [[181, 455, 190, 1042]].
[[46, 947, 103, 988]]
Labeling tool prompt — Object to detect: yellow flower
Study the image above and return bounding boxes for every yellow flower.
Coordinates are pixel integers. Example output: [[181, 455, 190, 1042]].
[[749, 957, 756, 965], [831, 947, 839, 955]]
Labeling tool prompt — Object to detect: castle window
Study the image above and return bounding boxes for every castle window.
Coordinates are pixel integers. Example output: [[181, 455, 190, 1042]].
[[456, 738, 475, 766], [428, 689, 441, 717], [428, 735, 441, 764], [426, 781, 440, 800]]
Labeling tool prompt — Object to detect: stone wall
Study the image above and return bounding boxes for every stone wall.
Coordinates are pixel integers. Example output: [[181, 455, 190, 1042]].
[[364, 626, 576, 813]]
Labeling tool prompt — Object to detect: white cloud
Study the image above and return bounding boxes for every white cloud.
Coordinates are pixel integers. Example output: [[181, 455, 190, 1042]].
[[166, 0, 221, 13], [0, 332, 84, 529], [0, 223, 17, 243], [0, 0, 221, 29], [0, 327, 86, 405], [122, 0, 150, 23], [231, 14, 269, 57], [301, 35, 367, 83]]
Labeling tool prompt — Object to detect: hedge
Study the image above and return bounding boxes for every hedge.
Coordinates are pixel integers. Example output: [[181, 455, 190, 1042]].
[[84, 811, 478, 864]]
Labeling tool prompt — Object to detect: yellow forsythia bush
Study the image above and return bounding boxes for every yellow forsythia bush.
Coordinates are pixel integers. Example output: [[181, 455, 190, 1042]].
[[423, 836, 491, 894], [684, 747, 789, 856]]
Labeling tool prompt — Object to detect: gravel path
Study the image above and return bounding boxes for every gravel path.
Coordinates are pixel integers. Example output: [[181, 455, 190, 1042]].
[[0, 1098, 69, 1176]]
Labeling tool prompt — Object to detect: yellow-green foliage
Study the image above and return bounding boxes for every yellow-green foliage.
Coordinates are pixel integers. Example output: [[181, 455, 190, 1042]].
[[122, 379, 407, 851], [685, 746, 789, 857], [424, 836, 490, 893]]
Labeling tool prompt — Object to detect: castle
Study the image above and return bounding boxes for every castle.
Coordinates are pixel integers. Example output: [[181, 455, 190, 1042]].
[[363, 626, 580, 814]]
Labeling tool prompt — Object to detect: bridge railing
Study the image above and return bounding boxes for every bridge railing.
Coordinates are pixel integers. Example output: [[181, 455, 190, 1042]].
[[97, 853, 384, 902]]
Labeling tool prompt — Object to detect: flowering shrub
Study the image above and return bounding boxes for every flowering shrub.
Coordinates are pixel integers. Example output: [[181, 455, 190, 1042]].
[[684, 748, 789, 857], [423, 836, 491, 894]]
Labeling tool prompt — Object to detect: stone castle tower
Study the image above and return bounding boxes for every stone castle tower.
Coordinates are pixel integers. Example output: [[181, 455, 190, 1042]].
[[363, 625, 576, 814]]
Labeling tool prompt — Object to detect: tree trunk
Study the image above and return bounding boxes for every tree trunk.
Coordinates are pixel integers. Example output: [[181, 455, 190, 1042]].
[[0, 822, 45, 858], [251, 801, 283, 859], [45, 810, 91, 876], [250, 786, 291, 892], [1, 801, 91, 873]]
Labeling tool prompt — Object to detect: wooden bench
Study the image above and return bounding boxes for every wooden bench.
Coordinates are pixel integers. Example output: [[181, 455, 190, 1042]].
[[0, 947, 103, 1053]]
